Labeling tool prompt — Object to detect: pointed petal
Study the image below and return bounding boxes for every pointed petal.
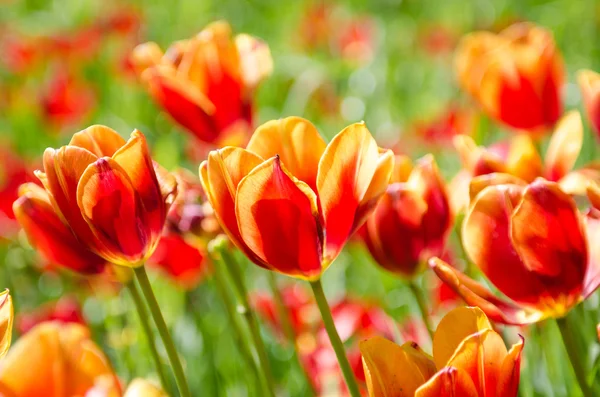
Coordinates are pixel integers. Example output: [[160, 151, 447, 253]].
[[469, 173, 527, 202], [246, 117, 326, 191], [391, 154, 413, 183], [69, 125, 127, 157], [77, 158, 148, 265], [496, 335, 524, 397], [201, 147, 266, 266], [432, 306, 492, 369], [545, 111, 583, 181], [130, 41, 164, 75], [236, 157, 323, 279], [429, 258, 544, 325], [506, 135, 543, 182], [511, 179, 586, 280], [235, 33, 273, 91], [0, 290, 13, 359], [13, 183, 106, 274], [583, 209, 600, 297], [317, 122, 380, 263], [112, 130, 167, 245], [360, 336, 437, 397], [415, 367, 479, 397], [463, 184, 550, 305]]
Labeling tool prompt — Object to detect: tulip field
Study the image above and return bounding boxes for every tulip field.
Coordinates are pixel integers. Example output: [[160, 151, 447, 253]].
[[1, 0, 600, 396]]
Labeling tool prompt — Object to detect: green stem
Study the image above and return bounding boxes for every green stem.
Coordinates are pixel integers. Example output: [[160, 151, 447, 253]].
[[408, 281, 434, 341], [134, 266, 191, 397], [309, 279, 361, 397], [126, 282, 170, 390], [556, 317, 594, 397], [218, 249, 276, 397], [267, 272, 316, 394]]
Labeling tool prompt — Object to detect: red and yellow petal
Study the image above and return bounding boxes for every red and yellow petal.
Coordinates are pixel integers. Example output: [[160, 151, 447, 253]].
[[577, 69, 600, 138], [68, 125, 127, 158], [0, 290, 13, 359], [544, 111, 583, 181], [496, 335, 524, 397], [432, 306, 492, 369], [236, 156, 323, 279], [13, 183, 106, 274], [246, 117, 327, 192], [317, 122, 381, 264], [469, 173, 527, 202], [583, 207, 600, 298], [415, 367, 479, 397], [360, 336, 437, 397], [77, 158, 147, 266], [506, 135, 543, 182], [200, 147, 265, 265]]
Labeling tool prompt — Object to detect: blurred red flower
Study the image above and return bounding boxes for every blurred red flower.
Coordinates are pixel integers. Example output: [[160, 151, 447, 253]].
[[17, 296, 85, 335]]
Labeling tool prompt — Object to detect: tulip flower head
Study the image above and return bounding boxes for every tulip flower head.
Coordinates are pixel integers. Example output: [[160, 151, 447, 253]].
[[124, 379, 168, 397], [577, 69, 600, 139], [200, 116, 394, 280], [13, 125, 177, 272], [360, 306, 523, 397], [0, 290, 13, 359], [431, 178, 600, 325], [132, 21, 273, 145], [362, 154, 452, 278], [455, 22, 564, 133], [0, 322, 121, 396]]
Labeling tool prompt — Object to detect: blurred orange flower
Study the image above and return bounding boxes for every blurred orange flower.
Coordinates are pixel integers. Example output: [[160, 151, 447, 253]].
[[451, 111, 600, 212], [0, 322, 121, 397], [455, 22, 564, 134], [577, 69, 600, 140], [132, 21, 272, 146], [360, 306, 523, 397], [14, 125, 177, 271], [200, 117, 394, 280], [0, 290, 13, 359], [431, 178, 600, 325], [361, 155, 452, 278], [412, 105, 477, 148]]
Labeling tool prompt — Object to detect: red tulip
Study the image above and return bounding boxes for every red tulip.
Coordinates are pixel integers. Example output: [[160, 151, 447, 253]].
[[16, 296, 84, 335], [577, 69, 600, 140]]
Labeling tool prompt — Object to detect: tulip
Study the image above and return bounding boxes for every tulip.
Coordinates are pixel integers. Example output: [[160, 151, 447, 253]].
[[14, 125, 177, 269], [413, 105, 476, 147], [132, 21, 273, 145], [0, 290, 13, 359], [149, 233, 207, 288], [124, 379, 167, 397], [200, 116, 393, 280], [362, 155, 452, 278], [16, 296, 84, 335], [450, 111, 600, 212], [360, 306, 524, 397], [577, 69, 600, 139], [455, 22, 564, 133], [0, 322, 121, 396], [0, 145, 33, 240], [431, 178, 600, 325]]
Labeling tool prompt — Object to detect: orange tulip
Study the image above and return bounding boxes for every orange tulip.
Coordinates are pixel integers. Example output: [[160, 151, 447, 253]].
[[577, 69, 600, 139], [200, 116, 394, 280], [431, 178, 600, 325], [132, 21, 272, 145], [0, 290, 13, 359], [451, 111, 600, 212], [0, 322, 121, 397], [123, 379, 167, 397], [13, 125, 177, 270], [362, 155, 452, 278], [455, 22, 564, 133], [360, 306, 523, 397]]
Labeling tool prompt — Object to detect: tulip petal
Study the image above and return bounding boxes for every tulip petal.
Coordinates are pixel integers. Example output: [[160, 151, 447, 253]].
[[77, 158, 148, 265], [496, 335, 524, 397], [577, 69, 600, 137], [360, 336, 437, 397], [545, 111, 583, 181], [511, 180, 587, 294], [236, 156, 323, 279], [246, 117, 327, 191], [0, 290, 13, 359], [583, 209, 600, 298], [201, 147, 265, 265], [317, 122, 380, 263], [124, 379, 167, 397], [558, 166, 600, 196], [506, 135, 543, 182], [69, 124, 127, 157], [13, 183, 106, 274], [463, 183, 550, 305], [112, 130, 166, 244], [415, 367, 479, 397], [429, 258, 544, 325], [235, 33, 273, 91], [469, 173, 527, 202], [432, 306, 492, 369]]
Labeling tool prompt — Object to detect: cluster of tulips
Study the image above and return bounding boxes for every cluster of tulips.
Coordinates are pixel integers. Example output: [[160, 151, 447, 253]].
[[0, 10, 599, 397]]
